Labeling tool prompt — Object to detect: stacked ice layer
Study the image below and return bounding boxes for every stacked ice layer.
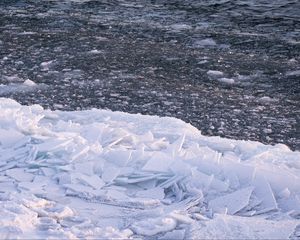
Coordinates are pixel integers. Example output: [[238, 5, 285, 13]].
[[0, 98, 299, 239]]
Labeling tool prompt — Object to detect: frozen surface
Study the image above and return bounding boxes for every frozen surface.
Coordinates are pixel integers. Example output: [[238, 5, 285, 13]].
[[0, 98, 299, 239]]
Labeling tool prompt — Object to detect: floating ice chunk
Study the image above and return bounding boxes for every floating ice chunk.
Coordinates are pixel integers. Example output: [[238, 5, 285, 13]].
[[195, 38, 217, 47], [131, 217, 177, 236], [88, 49, 102, 54], [170, 23, 192, 31], [207, 70, 224, 77], [208, 187, 254, 215], [259, 96, 277, 103], [23, 79, 36, 87], [40, 60, 54, 70], [217, 78, 235, 84], [286, 69, 300, 76], [142, 152, 174, 172]]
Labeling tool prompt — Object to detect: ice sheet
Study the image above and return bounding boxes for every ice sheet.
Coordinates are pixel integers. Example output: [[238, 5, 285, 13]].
[[0, 98, 299, 239]]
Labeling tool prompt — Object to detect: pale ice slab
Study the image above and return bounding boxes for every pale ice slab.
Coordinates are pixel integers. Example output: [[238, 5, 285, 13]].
[[0, 98, 299, 239], [208, 187, 254, 214]]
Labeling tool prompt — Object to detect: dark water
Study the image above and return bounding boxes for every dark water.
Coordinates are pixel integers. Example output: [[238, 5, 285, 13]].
[[0, 0, 299, 150]]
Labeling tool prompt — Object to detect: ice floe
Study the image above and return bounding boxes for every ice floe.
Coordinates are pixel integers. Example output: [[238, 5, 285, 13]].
[[0, 98, 299, 239], [0, 79, 41, 95]]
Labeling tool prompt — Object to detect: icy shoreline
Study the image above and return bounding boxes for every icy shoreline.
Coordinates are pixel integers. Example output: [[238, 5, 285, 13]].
[[0, 98, 299, 239]]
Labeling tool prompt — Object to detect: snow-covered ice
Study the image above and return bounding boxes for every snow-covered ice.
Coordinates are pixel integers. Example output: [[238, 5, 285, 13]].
[[0, 98, 299, 239]]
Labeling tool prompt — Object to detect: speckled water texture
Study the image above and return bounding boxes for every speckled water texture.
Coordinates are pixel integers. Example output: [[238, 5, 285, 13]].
[[0, 0, 299, 150]]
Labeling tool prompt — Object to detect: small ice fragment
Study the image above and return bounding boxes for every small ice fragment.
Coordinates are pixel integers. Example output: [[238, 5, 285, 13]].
[[137, 179, 157, 189], [71, 146, 90, 161], [6, 168, 34, 182], [40, 60, 54, 70], [259, 96, 277, 102], [18, 181, 44, 193], [252, 175, 277, 213], [142, 152, 174, 172], [37, 138, 73, 152], [159, 229, 185, 240], [170, 160, 191, 175], [89, 49, 102, 54], [167, 134, 185, 156], [75, 173, 105, 190], [106, 189, 129, 200], [195, 38, 217, 47], [170, 23, 192, 31], [136, 187, 165, 200], [0, 129, 24, 148], [210, 176, 230, 192], [64, 183, 94, 195], [217, 78, 235, 84], [191, 168, 214, 190], [104, 150, 131, 167], [74, 162, 94, 176], [207, 70, 224, 77], [23, 79, 36, 87], [55, 172, 72, 185], [0, 181, 17, 192], [286, 70, 300, 76], [278, 188, 290, 199], [101, 163, 121, 183], [131, 217, 177, 236], [169, 211, 194, 224], [46, 206, 74, 219], [40, 167, 56, 177], [208, 186, 254, 215]]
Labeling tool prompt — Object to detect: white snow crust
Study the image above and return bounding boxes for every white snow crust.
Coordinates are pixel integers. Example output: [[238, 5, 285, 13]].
[[0, 98, 299, 239]]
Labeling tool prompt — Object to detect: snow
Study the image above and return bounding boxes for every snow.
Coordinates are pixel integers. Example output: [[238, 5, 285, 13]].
[[0, 98, 299, 239]]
